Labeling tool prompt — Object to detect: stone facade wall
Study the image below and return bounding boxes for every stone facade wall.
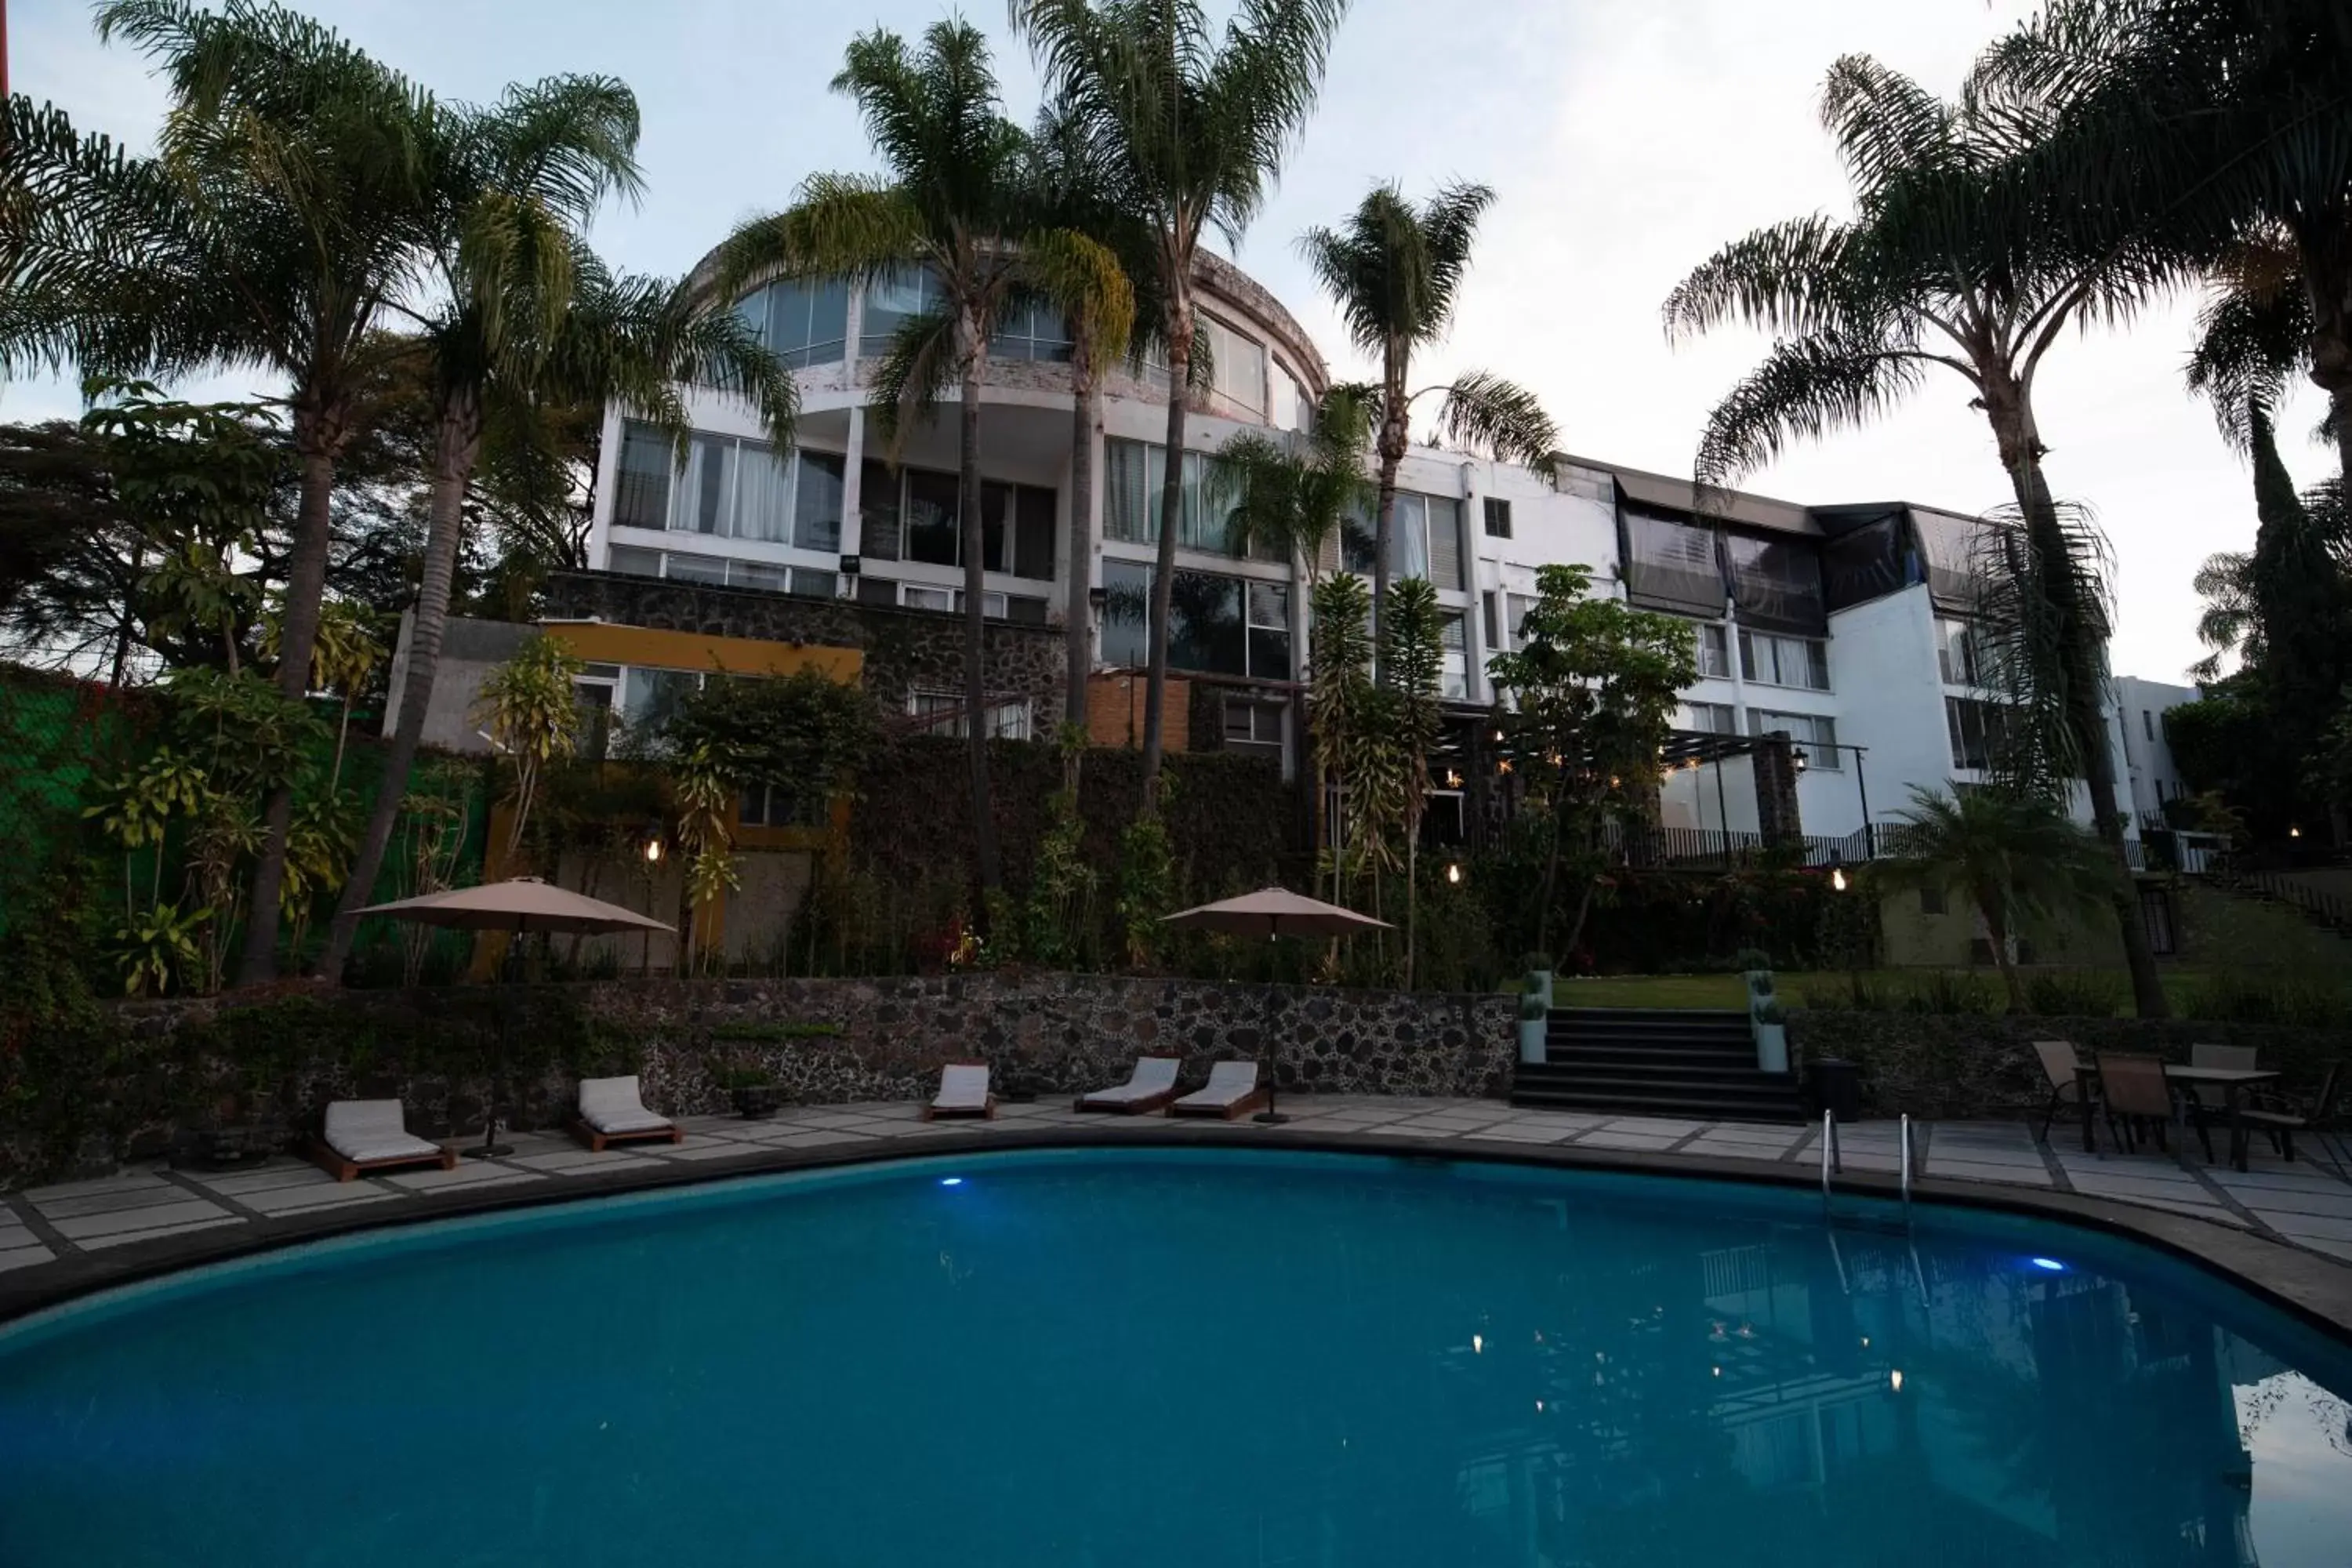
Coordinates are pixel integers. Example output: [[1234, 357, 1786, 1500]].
[[540, 570, 1065, 718], [1793, 1010, 2348, 1119], [13, 975, 1512, 1186]]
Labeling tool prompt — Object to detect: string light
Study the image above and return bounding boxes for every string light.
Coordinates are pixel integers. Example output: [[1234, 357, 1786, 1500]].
[[644, 837, 665, 864], [1445, 863, 1463, 886]]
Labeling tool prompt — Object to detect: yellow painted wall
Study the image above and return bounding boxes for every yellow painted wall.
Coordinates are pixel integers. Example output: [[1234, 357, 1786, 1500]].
[[543, 622, 862, 682]]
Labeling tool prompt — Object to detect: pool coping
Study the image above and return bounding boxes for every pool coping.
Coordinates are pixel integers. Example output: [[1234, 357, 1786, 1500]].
[[5, 1121, 2351, 1345]]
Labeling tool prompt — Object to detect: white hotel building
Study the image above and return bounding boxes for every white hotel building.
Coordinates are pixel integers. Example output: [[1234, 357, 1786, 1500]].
[[580, 249, 2165, 854]]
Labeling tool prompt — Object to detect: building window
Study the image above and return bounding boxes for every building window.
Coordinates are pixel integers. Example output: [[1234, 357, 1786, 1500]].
[[1099, 562, 1289, 680], [1341, 492, 1465, 590], [1439, 612, 1468, 699], [1269, 359, 1307, 432], [606, 548, 838, 599], [1222, 696, 1287, 770], [740, 782, 825, 829], [614, 421, 673, 529], [1481, 591, 1500, 651], [1697, 622, 1731, 679], [854, 466, 1056, 580], [2143, 709, 2156, 741], [860, 263, 942, 358], [1483, 496, 1512, 539], [1679, 702, 1737, 735], [1505, 593, 1536, 646], [1103, 437, 1272, 560], [739, 277, 849, 368], [989, 296, 1073, 362], [1200, 313, 1266, 419], [909, 691, 1030, 740], [2140, 886, 2176, 956], [1748, 708, 1839, 768], [1946, 696, 2012, 771], [1918, 885, 1946, 916], [1739, 628, 1830, 691], [1936, 617, 1989, 686]]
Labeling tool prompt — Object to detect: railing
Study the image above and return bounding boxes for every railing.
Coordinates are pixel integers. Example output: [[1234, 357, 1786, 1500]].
[[1602, 823, 1881, 871], [2219, 867, 2352, 935]]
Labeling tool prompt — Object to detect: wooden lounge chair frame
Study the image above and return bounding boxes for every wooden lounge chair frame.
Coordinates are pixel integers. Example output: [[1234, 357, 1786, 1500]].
[[567, 1117, 684, 1152], [304, 1135, 456, 1183], [1166, 1063, 1270, 1121], [924, 1062, 998, 1120], [1075, 1057, 1184, 1115]]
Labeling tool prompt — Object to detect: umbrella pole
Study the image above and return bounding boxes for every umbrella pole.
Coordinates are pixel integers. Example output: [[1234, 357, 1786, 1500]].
[[469, 929, 519, 1158], [1254, 927, 1288, 1125]]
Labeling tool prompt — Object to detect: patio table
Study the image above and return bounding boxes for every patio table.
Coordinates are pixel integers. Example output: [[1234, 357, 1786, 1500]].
[[2074, 1061, 2280, 1170]]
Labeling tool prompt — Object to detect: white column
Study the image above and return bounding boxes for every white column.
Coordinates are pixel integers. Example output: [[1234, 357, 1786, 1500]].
[[838, 405, 866, 581], [1457, 459, 1487, 703], [586, 405, 626, 569]]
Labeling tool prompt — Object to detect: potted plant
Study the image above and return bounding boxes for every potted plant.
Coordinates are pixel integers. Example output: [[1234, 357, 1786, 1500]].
[[1751, 995, 1789, 1074], [1520, 952, 1555, 1012], [713, 1060, 783, 1120], [1517, 985, 1550, 1065]]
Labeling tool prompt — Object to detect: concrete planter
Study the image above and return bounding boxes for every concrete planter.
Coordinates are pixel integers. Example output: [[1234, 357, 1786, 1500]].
[[1753, 1022, 1789, 1075], [1518, 1018, 1548, 1065]]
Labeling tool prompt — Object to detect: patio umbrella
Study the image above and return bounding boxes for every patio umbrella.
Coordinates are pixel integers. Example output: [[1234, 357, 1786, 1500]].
[[358, 877, 674, 1156], [1161, 887, 1389, 1123]]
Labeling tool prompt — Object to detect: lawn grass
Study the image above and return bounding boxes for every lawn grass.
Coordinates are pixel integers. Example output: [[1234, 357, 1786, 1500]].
[[1537, 968, 2223, 1014]]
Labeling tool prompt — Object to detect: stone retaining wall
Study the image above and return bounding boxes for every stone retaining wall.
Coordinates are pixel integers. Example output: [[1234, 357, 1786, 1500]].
[[1793, 1011, 2349, 1119], [13, 975, 1512, 1186]]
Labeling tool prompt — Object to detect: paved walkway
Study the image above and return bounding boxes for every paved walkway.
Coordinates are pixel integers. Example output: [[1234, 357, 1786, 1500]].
[[5, 1098, 2350, 1286]]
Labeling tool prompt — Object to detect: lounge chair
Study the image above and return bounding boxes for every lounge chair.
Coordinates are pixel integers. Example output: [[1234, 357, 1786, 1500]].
[[924, 1063, 996, 1120], [1076, 1056, 1183, 1114], [2093, 1051, 2174, 1154], [2031, 1040, 2093, 1144], [1167, 1060, 1269, 1121], [568, 1076, 683, 1152], [307, 1100, 457, 1182]]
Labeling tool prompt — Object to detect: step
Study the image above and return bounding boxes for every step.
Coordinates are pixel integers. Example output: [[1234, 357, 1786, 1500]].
[[1548, 1007, 1750, 1026], [1508, 1083, 1807, 1123], [1542, 1047, 1762, 1071], [1528, 1063, 1794, 1092]]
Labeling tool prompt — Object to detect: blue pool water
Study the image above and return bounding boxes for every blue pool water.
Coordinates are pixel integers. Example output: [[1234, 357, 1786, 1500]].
[[2, 1149, 2349, 1567]]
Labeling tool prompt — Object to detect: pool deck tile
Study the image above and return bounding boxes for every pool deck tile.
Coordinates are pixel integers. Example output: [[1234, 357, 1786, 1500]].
[[0, 1243, 56, 1273], [379, 1163, 543, 1193], [504, 1149, 666, 1175], [49, 1197, 232, 1241], [234, 1182, 403, 1216], [1927, 1160, 2056, 1188], [76, 1216, 247, 1250]]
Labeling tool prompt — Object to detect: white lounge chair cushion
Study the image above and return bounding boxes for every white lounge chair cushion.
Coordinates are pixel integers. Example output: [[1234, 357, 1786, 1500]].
[[322, 1099, 441, 1164], [579, 1076, 673, 1135], [934, 1065, 991, 1109], [1083, 1057, 1181, 1103], [1174, 1060, 1259, 1108]]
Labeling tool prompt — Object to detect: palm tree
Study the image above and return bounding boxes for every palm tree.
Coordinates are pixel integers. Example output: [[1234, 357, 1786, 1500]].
[[1216, 383, 1375, 579], [711, 19, 1118, 895], [2, 0, 434, 983], [1014, 0, 1350, 802], [1021, 100, 1140, 728], [1660, 55, 2172, 1017], [313, 82, 798, 983], [1874, 785, 2114, 1013], [1972, 0, 2352, 488], [1298, 180, 1558, 641]]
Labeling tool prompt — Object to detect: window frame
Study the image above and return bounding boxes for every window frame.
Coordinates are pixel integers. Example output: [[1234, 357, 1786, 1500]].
[[1482, 495, 1513, 539]]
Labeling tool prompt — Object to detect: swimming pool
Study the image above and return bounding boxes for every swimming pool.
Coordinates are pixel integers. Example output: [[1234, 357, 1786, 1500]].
[[2, 1148, 2347, 1566]]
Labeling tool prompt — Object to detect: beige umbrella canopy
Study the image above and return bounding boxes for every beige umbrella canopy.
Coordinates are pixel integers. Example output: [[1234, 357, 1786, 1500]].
[[358, 877, 675, 936], [357, 878, 674, 1156], [1162, 887, 1390, 1123]]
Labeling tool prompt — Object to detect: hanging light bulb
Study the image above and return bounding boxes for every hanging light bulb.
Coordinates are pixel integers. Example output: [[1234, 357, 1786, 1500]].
[[1446, 862, 1463, 886], [1831, 866, 1848, 892], [644, 837, 665, 865]]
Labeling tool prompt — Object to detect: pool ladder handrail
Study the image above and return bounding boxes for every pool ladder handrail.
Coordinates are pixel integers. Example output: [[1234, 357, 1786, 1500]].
[[1900, 1113, 1915, 1213], [1818, 1109, 1842, 1197]]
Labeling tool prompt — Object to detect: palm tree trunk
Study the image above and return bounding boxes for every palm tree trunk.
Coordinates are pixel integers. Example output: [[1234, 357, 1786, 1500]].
[[1065, 352, 1097, 728], [316, 394, 479, 982], [1371, 368, 1408, 681], [1991, 391, 2167, 1018], [1141, 302, 1192, 807], [237, 416, 343, 987], [959, 336, 1000, 895], [1985, 906, 2026, 1013]]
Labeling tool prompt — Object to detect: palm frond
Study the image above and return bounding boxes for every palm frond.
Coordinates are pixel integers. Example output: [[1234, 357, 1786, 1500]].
[[1969, 497, 2114, 802], [2185, 273, 2310, 454], [1428, 372, 1558, 474], [1016, 227, 1135, 372], [864, 305, 960, 462], [1693, 331, 1925, 488], [708, 176, 926, 307], [1661, 215, 1870, 343], [1820, 54, 1958, 195]]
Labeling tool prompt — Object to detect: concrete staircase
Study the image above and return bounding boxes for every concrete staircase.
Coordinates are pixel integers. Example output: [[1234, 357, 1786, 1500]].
[[1510, 1007, 1805, 1123]]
